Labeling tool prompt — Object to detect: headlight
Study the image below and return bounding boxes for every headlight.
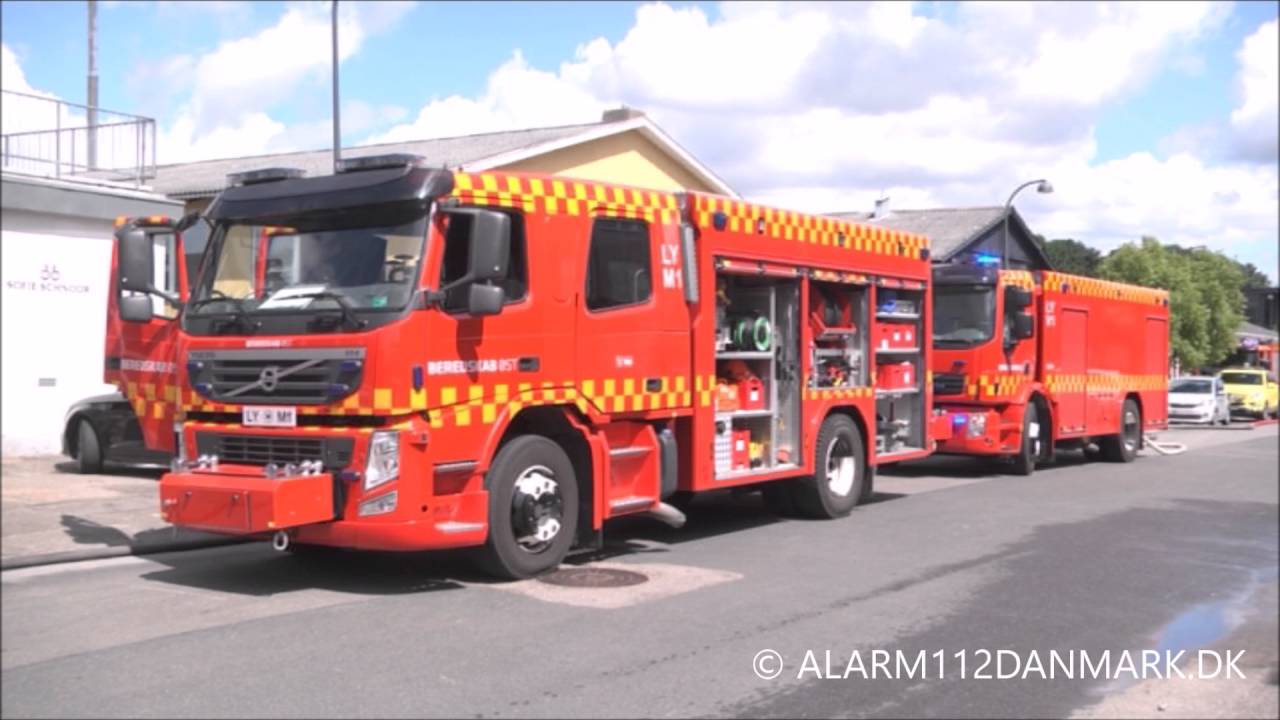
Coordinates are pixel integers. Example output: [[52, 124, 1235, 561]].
[[966, 413, 988, 438], [364, 431, 400, 490], [358, 490, 398, 517]]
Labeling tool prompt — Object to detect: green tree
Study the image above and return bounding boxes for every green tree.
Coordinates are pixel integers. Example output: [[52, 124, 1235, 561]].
[[1099, 237, 1244, 369], [1039, 238, 1102, 277]]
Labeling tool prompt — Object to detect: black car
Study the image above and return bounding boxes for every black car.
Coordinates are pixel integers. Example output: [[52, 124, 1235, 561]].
[[62, 393, 171, 474]]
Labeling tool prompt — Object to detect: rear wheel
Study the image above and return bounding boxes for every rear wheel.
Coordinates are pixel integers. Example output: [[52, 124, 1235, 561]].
[[792, 415, 865, 519], [1101, 398, 1141, 463], [475, 436, 578, 580], [75, 419, 104, 474]]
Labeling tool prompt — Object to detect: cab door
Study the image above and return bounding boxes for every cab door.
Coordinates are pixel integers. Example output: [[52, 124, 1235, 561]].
[[574, 213, 691, 512], [105, 218, 205, 452]]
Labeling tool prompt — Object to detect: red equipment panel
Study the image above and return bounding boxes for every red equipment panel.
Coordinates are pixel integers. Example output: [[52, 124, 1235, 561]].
[[160, 469, 334, 534]]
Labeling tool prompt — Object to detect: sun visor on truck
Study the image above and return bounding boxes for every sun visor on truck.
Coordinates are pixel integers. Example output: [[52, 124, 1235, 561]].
[[205, 165, 455, 225]]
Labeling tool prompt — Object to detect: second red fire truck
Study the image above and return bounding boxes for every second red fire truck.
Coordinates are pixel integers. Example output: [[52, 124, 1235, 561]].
[[106, 155, 1167, 578]]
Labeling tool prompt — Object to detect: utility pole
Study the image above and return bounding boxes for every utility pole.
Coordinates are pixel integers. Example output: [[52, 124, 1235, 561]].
[[87, 0, 98, 170], [332, 0, 341, 172]]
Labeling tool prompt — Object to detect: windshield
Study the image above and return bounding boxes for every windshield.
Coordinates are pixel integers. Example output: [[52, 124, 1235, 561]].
[[933, 284, 996, 347], [1170, 379, 1212, 394], [189, 217, 427, 317], [1220, 372, 1264, 385]]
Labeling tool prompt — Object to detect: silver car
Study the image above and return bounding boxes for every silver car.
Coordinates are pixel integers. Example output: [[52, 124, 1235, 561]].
[[1168, 376, 1230, 425]]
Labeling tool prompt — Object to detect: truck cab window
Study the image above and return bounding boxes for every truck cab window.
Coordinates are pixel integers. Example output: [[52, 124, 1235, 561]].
[[585, 218, 651, 311], [439, 209, 528, 313]]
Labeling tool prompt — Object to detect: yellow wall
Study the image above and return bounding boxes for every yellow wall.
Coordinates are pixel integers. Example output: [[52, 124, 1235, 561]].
[[498, 129, 717, 193]]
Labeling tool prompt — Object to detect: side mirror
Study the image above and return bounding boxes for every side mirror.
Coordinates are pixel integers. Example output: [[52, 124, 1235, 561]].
[[467, 210, 511, 282], [1005, 285, 1033, 310], [1012, 312, 1034, 340], [465, 283, 504, 317], [117, 227, 154, 293], [119, 294, 154, 323]]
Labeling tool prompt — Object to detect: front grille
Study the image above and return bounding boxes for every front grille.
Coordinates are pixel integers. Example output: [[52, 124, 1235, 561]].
[[933, 372, 966, 396], [195, 432, 355, 469], [188, 348, 364, 405]]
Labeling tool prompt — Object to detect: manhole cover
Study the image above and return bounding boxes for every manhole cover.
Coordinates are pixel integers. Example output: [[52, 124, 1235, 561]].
[[537, 567, 648, 588]]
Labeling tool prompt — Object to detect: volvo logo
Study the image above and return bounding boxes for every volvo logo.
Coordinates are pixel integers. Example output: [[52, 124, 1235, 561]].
[[258, 366, 282, 392]]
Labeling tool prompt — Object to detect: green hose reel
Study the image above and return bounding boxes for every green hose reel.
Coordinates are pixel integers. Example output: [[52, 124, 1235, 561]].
[[732, 315, 772, 352]]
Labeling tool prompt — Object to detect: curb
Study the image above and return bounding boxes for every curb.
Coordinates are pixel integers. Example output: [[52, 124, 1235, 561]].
[[0, 536, 249, 572]]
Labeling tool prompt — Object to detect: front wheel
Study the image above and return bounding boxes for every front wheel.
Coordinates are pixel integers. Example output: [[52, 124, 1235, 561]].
[[792, 415, 866, 519], [1101, 398, 1141, 463], [75, 419, 104, 474], [475, 436, 578, 580], [1009, 404, 1042, 476]]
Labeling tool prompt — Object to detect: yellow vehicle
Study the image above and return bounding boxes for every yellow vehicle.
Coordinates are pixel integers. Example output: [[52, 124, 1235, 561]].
[[1217, 368, 1279, 419]]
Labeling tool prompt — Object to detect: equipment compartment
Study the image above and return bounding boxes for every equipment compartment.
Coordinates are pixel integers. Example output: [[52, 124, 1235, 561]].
[[808, 280, 869, 389], [873, 284, 927, 457], [714, 272, 801, 477]]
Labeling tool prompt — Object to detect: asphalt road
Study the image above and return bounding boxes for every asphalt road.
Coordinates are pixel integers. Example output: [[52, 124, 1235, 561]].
[[2, 432, 1277, 719]]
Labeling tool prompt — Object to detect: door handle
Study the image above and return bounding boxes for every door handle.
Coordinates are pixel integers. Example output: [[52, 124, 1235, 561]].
[[645, 378, 663, 392]]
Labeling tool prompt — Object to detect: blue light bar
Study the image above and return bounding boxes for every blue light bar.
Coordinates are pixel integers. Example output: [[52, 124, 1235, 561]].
[[975, 253, 1001, 265]]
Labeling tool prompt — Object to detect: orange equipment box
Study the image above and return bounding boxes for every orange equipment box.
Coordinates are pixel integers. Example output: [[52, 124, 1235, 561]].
[[876, 361, 914, 390], [731, 429, 751, 470], [159, 468, 335, 534], [738, 377, 766, 410], [875, 323, 916, 351]]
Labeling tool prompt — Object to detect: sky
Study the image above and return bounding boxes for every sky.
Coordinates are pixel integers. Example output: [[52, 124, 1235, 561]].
[[2, 0, 1277, 279]]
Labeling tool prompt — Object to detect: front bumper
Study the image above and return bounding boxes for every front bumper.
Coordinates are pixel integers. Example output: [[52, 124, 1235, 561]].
[[935, 407, 1008, 456], [1169, 407, 1217, 423], [161, 420, 490, 551]]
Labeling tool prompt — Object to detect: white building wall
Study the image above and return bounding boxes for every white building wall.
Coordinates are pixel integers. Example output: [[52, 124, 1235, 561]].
[[1, 211, 117, 455], [1, 174, 181, 457]]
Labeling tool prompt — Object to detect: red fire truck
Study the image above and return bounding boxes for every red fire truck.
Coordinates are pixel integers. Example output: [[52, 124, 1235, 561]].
[[930, 261, 1169, 474], [110, 154, 954, 578]]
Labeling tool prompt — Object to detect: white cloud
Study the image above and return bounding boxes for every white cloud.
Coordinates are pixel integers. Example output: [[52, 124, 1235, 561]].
[[153, 1, 415, 163], [1229, 19, 1278, 163], [365, 1, 1275, 279]]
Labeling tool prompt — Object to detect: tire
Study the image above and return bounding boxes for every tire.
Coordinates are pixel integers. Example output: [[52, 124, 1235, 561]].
[[792, 415, 865, 519], [474, 436, 579, 580], [1009, 403, 1041, 476], [75, 419, 104, 474], [1101, 398, 1141, 463]]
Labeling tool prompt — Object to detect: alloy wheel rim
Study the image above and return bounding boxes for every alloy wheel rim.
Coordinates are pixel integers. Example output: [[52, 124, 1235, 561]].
[[510, 464, 564, 553], [825, 435, 856, 497]]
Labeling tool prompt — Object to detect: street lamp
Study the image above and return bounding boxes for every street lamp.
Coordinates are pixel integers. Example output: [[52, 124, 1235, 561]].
[[1003, 179, 1053, 269]]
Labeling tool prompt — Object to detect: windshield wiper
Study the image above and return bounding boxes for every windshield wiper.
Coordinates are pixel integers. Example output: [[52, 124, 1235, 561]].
[[287, 290, 369, 331], [186, 294, 259, 333]]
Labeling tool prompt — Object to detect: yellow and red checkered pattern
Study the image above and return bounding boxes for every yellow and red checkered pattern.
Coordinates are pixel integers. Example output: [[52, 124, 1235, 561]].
[[692, 195, 930, 260], [805, 386, 874, 401], [1045, 373, 1167, 394], [172, 373, 713, 429], [963, 373, 1027, 400], [123, 381, 180, 421], [451, 172, 679, 224], [1041, 271, 1168, 306], [1002, 270, 1035, 290]]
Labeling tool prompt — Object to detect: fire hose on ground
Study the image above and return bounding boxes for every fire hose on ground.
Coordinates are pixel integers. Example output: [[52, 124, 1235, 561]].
[[1143, 433, 1188, 455]]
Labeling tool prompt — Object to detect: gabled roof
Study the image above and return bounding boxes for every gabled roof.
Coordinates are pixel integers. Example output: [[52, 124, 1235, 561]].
[[150, 114, 737, 200], [829, 205, 1052, 267], [1237, 321, 1279, 341]]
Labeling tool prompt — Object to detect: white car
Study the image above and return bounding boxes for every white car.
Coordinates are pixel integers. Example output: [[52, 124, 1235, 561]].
[[1168, 376, 1230, 425]]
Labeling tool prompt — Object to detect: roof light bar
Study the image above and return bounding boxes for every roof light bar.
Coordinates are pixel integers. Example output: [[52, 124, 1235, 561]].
[[335, 153, 427, 174], [227, 167, 306, 187]]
